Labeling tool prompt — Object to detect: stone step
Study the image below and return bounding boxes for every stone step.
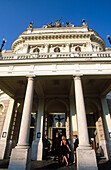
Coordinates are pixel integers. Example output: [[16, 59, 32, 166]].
[[31, 160, 77, 170]]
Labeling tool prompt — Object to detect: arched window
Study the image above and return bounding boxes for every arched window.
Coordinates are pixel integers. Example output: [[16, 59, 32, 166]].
[[75, 46, 81, 52], [54, 47, 60, 52], [33, 48, 40, 53], [0, 104, 3, 115]]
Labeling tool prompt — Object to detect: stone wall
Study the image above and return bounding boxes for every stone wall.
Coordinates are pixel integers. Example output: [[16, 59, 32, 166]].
[[0, 100, 10, 137]]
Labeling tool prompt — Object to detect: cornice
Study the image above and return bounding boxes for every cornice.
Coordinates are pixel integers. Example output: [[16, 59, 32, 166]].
[[90, 34, 105, 49], [12, 33, 92, 51]]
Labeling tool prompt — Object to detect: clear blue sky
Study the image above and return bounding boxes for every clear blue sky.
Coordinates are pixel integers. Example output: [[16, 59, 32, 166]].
[[0, 0, 111, 50]]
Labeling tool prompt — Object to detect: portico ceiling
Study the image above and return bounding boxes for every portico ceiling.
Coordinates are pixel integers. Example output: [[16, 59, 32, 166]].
[[0, 75, 111, 99]]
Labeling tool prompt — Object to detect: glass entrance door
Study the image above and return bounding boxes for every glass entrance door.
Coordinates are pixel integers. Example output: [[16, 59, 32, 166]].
[[48, 113, 66, 153], [53, 128, 66, 141]]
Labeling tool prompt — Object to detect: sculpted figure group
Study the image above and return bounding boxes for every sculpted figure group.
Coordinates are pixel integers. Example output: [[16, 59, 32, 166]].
[[46, 17, 72, 28]]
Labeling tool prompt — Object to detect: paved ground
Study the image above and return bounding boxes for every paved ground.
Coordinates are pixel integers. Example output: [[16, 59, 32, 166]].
[[0, 159, 9, 170], [31, 160, 77, 170], [0, 158, 111, 170], [97, 158, 111, 170]]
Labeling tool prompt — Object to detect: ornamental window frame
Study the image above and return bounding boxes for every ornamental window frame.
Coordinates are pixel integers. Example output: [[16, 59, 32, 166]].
[[75, 46, 81, 52], [54, 46, 60, 53], [33, 47, 40, 53], [0, 103, 5, 115]]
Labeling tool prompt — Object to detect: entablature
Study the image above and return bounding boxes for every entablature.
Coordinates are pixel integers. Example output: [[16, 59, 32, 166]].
[[12, 27, 105, 53]]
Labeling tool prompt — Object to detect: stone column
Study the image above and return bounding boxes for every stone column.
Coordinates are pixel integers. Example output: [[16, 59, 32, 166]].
[[101, 97, 111, 159], [74, 76, 89, 147], [8, 76, 34, 170], [74, 76, 98, 170], [17, 77, 34, 148], [31, 98, 44, 160]]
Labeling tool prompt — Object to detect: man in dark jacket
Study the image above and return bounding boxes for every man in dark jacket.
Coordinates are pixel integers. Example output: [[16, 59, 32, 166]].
[[73, 135, 78, 164], [44, 135, 50, 160], [53, 133, 61, 162]]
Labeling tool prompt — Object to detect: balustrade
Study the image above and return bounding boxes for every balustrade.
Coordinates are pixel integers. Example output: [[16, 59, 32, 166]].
[[1, 51, 111, 60]]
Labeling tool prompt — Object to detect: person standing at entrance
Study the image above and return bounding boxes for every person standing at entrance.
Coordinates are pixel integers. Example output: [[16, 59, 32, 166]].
[[73, 135, 78, 164], [53, 133, 61, 162], [44, 135, 50, 160], [61, 138, 71, 166], [59, 132, 63, 163]]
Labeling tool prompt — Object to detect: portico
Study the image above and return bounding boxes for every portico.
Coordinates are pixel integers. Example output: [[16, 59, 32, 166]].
[[0, 73, 111, 168]]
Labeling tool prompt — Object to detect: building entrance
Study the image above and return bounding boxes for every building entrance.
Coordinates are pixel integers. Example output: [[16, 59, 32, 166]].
[[52, 128, 66, 154], [48, 113, 66, 152], [53, 128, 66, 140]]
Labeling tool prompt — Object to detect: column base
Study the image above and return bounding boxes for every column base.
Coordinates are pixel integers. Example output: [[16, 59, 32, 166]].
[[8, 148, 31, 170], [100, 140, 110, 160], [31, 139, 43, 160], [77, 147, 98, 170], [0, 139, 12, 159], [0, 139, 7, 159]]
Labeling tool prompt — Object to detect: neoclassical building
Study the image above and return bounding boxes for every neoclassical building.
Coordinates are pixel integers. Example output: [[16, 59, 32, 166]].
[[0, 19, 111, 170]]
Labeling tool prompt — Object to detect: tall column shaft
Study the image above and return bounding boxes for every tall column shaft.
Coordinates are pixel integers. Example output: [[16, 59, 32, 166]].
[[17, 77, 34, 148], [74, 76, 90, 147]]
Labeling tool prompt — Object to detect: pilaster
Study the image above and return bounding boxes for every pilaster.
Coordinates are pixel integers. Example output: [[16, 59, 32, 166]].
[[31, 98, 44, 160], [66, 43, 70, 52], [101, 97, 111, 159], [0, 98, 14, 159], [45, 44, 49, 53]]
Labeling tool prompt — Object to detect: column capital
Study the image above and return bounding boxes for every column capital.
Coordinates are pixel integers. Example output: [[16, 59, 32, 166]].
[[73, 74, 83, 80], [66, 43, 70, 46], [26, 74, 36, 80], [74, 76, 81, 81], [44, 43, 49, 47]]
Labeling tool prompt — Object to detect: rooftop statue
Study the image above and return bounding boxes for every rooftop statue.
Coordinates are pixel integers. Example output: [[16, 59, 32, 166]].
[[42, 18, 74, 28], [65, 22, 69, 27], [82, 19, 88, 27], [54, 17, 62, 27], [27, 21, 33, 31], [47, 22, 53, 28], [28, 21, 33, 28]]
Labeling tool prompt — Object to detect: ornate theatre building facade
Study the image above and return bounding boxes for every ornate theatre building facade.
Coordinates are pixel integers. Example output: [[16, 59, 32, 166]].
[[0, 19, 111, 169]]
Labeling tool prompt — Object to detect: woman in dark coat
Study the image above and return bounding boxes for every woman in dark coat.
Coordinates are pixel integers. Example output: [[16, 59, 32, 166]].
[[61, 137, 71, 166]]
